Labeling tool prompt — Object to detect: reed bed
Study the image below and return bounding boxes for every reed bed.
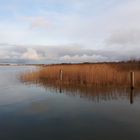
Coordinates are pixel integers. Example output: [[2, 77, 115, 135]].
[[20, 62, 140, 87]]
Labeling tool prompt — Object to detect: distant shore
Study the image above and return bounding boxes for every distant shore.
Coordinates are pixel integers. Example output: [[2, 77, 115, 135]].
[[1, 60, 139, 66]]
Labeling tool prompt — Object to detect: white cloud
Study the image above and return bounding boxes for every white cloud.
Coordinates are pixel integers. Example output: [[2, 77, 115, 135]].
[[22, 16, 50, 30], [21, 48, 42, 60], [60, 54, 108, 63]]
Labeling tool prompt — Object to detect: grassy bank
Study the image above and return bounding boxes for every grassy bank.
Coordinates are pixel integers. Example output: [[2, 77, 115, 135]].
[[21, 62, 140, 87]]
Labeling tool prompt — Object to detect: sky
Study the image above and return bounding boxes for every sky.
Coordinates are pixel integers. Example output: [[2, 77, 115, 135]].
[[0, 0, 140, 64]]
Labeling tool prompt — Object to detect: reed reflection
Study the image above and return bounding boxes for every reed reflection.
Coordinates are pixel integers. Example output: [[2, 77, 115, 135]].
[[130, 89, 134, 104], [20, 74, 140, 104]]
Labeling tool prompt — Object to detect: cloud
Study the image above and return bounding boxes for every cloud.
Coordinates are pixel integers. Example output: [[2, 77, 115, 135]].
[[106, 29, 140, 45], [21, 48, 42, 60], [1, 43, 140, 64], [22, 16, 50, 30], [59, 54, 108, 63], [0, 0, 140, 63], [0, 44, 45, 63]]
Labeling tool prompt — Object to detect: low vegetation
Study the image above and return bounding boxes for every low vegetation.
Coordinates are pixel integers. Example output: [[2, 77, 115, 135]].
[[20, 61, 140, 87]]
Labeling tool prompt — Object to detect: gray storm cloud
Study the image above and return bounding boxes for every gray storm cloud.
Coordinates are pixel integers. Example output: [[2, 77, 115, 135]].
[[0, 42, 139, 64]]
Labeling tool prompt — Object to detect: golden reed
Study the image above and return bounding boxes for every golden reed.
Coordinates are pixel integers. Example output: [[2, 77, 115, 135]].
[[20, 62, 140, 87]]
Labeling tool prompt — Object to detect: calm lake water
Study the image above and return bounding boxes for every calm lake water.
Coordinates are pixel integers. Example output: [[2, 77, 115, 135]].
[[0, 66, 140, 140]]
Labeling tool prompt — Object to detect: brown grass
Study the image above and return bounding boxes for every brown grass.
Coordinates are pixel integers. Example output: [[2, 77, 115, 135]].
[[20, 62, 140, 87]]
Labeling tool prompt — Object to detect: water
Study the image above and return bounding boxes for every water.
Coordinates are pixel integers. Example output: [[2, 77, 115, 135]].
[[0, 66, 140, 140]]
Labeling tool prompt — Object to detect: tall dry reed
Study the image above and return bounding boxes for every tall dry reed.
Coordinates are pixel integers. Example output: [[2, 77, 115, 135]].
[[21, 62, 140, 87]]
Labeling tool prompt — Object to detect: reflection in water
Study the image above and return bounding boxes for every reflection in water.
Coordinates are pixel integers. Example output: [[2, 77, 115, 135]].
[[22, 101, 48, 115], [21, 78, 139, 104], [130, 89, 134, 104], [1, 66, 140, 140]]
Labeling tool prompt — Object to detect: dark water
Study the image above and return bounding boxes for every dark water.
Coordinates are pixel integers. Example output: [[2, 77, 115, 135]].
[[0, 66, 140, 140]]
